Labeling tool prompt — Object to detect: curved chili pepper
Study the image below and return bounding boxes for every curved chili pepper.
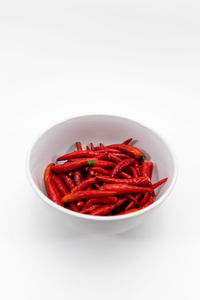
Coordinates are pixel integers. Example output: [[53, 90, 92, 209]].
[[108, 153, 121, 163], [76, 141, 82, 151], [59, 173, 75, 191], [57, 150, 100, 161], [74, 169, 82, 185], [44, 164, 63, 206], [113, 153, 131, 159], [52, 159, 115, 173], [96, 175, 150, 186], [111, 158, 135, 177], [140, 196, 154, 208], [151, 177, 168, 189], [67, 202, 79, 212], [90, 167, 110, 176], [82, 196, 118, 210], [81, 204, 102, 214], [125, 195, 138, 210], [89, 203, 116, 216], [129, 166, 138, 178], [107, 144, 144, 159], [44, 163, 54, 183], [104, 148, 122, 153], [137, 192, 149, 206], [99, 184, 153, 194], [141, 161, 153, 179], [90, 197, 127, 216], [119, 171, 132, 179], [107, 154, 132, 178], [47, 180, 64, 206], [122, 138, 133, 144], [95, 146, 122, 153], [61, 190, 117, 203], [86, 146, 90, 150], [72, 177, 98, 192], [52, 174, 69, 196]]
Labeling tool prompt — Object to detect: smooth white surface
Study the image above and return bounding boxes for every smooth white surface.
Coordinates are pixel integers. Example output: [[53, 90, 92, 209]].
[[27, 115, 177, 234], [0, 0, 200, 299]]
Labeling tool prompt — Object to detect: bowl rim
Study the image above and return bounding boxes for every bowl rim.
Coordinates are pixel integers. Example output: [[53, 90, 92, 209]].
[[26, 114, 178, 222]]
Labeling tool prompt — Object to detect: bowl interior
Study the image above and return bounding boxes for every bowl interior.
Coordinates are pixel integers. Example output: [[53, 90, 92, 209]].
[[28, 115, 175, 206]]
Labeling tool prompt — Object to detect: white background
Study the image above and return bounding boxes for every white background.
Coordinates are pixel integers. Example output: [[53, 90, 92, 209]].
[[0, 0, 200, 299]]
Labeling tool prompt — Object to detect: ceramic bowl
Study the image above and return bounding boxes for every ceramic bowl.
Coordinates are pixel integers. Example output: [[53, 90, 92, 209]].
[[26, 115, 177, 234]]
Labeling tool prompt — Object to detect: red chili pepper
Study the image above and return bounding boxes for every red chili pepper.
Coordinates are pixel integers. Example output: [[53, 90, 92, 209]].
[[44, 163, 54, 185], [72, 177, 98, 192], [61, 190, 117, 203], [118, 207, 140, 215], [107, 144, 144, 159], [129, 166, 138, 178], [59, 173, 75, 191], [86, 146, 90, 150], [82, 196, 118, 210], [81, 204, 102, 214], [104, 148, 122, 153], [86, 172, 92, 190], [137, 192, 149, 206], [90, 167, 110, 176], [52, 174, 69, 196], [74, 169, 82, 185], [43, 164, 64, 206], [99, 143, 104, 150], [96, 175, 150, 186], [89, 203, 116, 216], [99, 184, 153, 194], [57, 150, 100, 161], [119, 171, 132, 179], [134, 161, 141, 177], [68, 202, 79, 212], [125, 195, 138, 210], [90, 142, 95, 151], [52, 159, 115, 173], [151, 177, 168, 189], [76, 141, 82, 151], [111, 158, 136, 177], [96, 152, 108, 160], [112, 153, 131, 159], [48, 180, 64, 206], [90, 197, 127, 216], [122, 138, 133, 144], [108, 153, 121, 163], [95, 146, 122, 153], [49, 179, 61, 199], [107, 154, 132, 179], [140, 196, 154, 208], [141, 161, 153, 179]]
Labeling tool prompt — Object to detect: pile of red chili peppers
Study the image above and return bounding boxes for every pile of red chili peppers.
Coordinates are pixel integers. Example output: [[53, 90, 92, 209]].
[[44, 139, 168, 216]]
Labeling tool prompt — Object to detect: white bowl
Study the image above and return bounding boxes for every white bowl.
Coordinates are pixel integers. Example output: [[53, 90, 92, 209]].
[[26, 115, 177, 234]]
